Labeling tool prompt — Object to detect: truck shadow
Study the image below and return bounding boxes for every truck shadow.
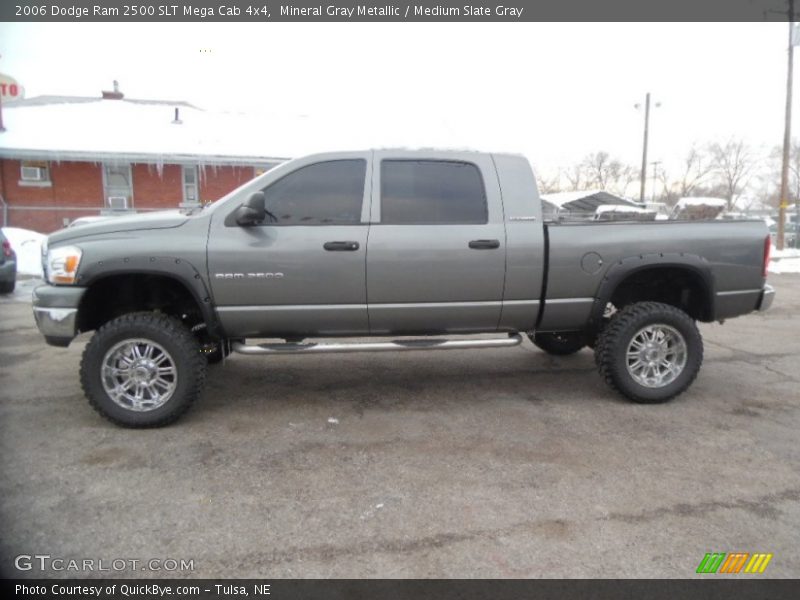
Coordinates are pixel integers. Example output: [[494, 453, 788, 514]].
[[200, 348, 612, 418]]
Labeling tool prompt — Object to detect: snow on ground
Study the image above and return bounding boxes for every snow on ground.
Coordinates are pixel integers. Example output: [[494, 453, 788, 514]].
[[2, 227, 44, 276], [769, 245, 800, 274]]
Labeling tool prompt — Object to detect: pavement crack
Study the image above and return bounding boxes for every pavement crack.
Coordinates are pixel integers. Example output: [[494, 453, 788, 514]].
[[229, 518, 570, 566], [602, 487, 800, 523]]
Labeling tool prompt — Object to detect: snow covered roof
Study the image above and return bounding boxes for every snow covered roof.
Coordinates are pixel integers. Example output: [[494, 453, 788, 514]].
[[674, 196, 727, 209], [540, 190, 638, 212], [0, 95, 470, 166], [594, 204, 651, 214]]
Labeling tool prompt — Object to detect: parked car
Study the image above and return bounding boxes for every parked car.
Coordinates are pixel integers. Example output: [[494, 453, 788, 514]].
[[31, 150, 774, 427], [0, 229, 17, 294], [769, 224, 798, 248]]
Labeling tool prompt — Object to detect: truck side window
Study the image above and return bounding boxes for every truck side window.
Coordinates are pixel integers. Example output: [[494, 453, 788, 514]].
[[380, 160, 487, 225], [260, 159, 366, 225]]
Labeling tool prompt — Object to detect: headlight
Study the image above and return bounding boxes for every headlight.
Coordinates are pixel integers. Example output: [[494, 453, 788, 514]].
[[46, 245, 83, 284]]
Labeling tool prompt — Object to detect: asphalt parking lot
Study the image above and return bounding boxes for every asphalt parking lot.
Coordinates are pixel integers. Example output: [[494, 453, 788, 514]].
[[1, 275, 799, 579]]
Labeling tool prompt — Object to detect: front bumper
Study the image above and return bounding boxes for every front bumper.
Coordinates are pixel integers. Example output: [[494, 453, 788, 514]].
[[757, 284, 775, 312], [32, 285, 87, 347]]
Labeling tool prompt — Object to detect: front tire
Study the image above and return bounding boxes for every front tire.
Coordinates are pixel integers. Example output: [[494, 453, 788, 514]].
[[80, 312, 207, 427], [531, 332, 586, 355], [595, 302, 703, 404]]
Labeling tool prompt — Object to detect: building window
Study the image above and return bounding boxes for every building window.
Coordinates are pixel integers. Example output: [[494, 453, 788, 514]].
[[103, 164, 132, 210], [183, 165, 199, 205], [19, 161, 51, 186]]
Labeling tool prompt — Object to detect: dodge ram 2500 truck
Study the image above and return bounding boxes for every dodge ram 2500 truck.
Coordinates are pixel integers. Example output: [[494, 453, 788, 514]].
[[32, 150, 775, 427]]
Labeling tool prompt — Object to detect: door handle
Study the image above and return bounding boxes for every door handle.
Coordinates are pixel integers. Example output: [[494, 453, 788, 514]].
[[468, 239, 500, 250], [323, 241, 360, 251]]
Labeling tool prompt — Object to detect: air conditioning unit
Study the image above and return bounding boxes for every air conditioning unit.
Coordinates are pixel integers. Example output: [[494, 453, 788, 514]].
[[108, 196, 129, 210], [21, 166, 47, 181]]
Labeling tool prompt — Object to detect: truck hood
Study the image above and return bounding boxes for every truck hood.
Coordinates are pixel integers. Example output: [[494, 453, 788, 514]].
[[48, 210, 191, 244]]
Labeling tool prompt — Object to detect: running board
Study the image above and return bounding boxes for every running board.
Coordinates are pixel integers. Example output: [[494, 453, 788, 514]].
[[232, 333, 523, 355]]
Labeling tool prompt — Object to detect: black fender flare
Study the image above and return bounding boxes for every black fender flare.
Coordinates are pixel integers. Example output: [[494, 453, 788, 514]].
[[589, 253, 716, 327], [75, 255, 223, 339]]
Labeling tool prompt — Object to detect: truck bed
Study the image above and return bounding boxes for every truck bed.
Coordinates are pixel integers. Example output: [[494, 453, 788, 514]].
[[538, 219, 768, 331]]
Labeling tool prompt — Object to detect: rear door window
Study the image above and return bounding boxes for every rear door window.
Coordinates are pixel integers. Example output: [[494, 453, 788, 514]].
[[380, 160, 488, 225]]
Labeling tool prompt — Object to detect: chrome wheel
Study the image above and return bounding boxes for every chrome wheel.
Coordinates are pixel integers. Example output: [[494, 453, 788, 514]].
[[101, 339, 178, 411], [625, 324, 687, 388]]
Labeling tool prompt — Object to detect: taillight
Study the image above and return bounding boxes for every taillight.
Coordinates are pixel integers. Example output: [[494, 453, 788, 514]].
[[1, 240, 11, 258], [763, 234, 771, 278]]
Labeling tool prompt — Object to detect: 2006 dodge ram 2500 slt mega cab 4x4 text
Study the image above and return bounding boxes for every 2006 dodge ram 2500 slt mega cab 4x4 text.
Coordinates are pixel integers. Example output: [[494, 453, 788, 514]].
[[32, 150, 775, 427]]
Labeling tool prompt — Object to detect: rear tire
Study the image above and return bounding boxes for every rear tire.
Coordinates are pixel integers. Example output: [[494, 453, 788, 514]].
[[595, 301, 702, 404], [531, 332, 586, 355], [80, 312, 207, 427], [0, 280, 15, 294]]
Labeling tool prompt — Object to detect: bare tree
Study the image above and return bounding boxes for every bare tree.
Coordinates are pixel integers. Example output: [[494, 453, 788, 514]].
[[561, 163, 586, 191], [709, 139, 757, 210], [678, 146, 715, 197], [536, 171, 562, 194], [581, 151, 637, 195], [657, 145, 715, 206]]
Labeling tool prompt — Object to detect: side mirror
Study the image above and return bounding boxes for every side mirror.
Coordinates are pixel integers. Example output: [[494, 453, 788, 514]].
[[235, 192, 266, 226]]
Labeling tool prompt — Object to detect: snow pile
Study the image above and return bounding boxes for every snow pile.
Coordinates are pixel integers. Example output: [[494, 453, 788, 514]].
[[671, 197, 727, 221], [769, 245, 800, 274], [2, 227, 44, 276]]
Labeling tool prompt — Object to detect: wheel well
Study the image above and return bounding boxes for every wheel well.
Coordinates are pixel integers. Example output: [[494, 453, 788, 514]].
[[77, 274, 206, 334], [609, 267, 712, 321]]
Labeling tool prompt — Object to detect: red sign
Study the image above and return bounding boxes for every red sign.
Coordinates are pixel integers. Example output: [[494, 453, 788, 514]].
[[0, 74, 25, 101]]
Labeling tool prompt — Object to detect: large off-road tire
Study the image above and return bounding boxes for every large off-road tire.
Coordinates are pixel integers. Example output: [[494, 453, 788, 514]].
[[530, 332, 586, 355], [0, 279, 15, 294], [80, 312, 207, 427], [595, 301, 703, 404]]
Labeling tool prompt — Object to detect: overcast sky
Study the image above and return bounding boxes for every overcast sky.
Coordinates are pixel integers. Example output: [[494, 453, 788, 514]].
[[0, 22, 795, 179]]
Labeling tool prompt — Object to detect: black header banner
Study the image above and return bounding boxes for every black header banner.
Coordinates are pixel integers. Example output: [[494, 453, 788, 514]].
[[0, 0, 797, 22]]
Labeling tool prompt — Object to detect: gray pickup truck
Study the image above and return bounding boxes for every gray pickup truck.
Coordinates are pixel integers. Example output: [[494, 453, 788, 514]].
[[32, 150, 774, 427]]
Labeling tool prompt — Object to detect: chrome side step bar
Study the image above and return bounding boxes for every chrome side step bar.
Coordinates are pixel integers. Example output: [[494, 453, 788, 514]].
[[232, 333, 523, 356]]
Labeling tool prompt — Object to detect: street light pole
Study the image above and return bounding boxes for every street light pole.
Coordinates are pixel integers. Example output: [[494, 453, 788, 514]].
[[778, 1, 795, 251], [639, 92, 651, 203]]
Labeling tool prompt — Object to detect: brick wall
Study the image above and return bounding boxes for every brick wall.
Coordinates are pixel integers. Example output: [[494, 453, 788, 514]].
[[1, 159, 106, 231], [8, 208, 104, 232], [1, 159, 259, 233], [50, 161, 105, 206], [132, 164, 183, 209]]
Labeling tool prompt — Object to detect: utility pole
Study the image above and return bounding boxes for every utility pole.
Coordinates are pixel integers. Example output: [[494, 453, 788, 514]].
[[778, 1, 795, 251], [639, 92, 651, 203], [651, 161, 661, 203]]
